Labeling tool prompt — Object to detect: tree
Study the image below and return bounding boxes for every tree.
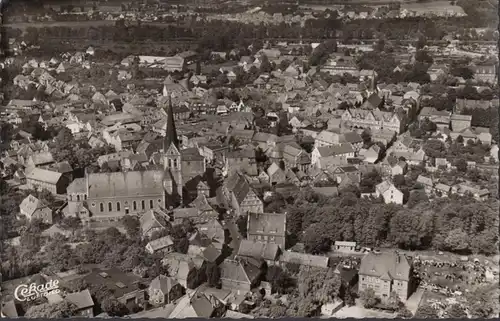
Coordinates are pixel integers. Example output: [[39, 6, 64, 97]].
[[195, 60, 201, 75], [25, 301, 77, 318], [61, 217, 82, 237], [265, 265, 295, 294], [415, 50, 433, 64], [455, 158, 467, 172], [259, 55, 273, 73], [360, 288, 380, 308], [302, 223, 331, 254], [444, 228, 469, 253], [415, 303, 439, 318], [120, 216, 140, 238], [236, 214, 248, 238]]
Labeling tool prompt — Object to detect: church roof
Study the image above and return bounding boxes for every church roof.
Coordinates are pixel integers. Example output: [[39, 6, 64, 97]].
[[164, 93, 179, 151]]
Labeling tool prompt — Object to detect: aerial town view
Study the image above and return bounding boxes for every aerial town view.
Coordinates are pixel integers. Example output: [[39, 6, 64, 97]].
[[0, 0, 498, 319]]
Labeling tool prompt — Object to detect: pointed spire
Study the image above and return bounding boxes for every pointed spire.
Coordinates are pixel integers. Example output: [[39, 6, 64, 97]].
[[164, 92, 179, 151]]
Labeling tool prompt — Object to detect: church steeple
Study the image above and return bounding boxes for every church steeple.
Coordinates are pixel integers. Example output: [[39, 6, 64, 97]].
[[163, 91, 179, 151]]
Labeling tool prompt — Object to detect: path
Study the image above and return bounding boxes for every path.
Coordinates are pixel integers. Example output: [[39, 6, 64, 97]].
[[406, 288, 425, 315]]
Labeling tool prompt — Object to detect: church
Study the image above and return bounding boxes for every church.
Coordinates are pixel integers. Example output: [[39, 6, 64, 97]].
[[63, 91, 208, 222], [161, 91, 207, 207]]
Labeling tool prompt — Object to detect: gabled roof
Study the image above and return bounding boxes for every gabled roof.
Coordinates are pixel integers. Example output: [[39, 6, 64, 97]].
[[220, 259, 261, 285], [26, 168, 62, 184], [237, 239, 281, 261], [149, 275, 179, 295], [65, 289, 94, 310], [147, 235, 174, 252]]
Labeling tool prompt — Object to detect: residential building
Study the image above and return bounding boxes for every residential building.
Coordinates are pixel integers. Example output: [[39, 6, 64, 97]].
[[450, 114, 472, 132], [375, 180, 404, 204], [83, 268, 146, 306], [25, 167, 70, 195], [146, 236, 174, 254], [65, 289, 94, 317], [148, 275, 184, 306], [220, 259, 262, 294], [472, 63, 497, 84], [223, 172, 263, 217], [236, 240, 281, 265], [19, 194, 53, 224], [359, 251, 415, 303], [247, 212, 286, 249], [140, 208, 171, 239], [341, 108, 405, 134]]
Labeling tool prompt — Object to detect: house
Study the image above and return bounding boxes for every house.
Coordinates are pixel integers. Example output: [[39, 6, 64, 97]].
[[25, 167, 70, 195], [162, 253, 205, 289], [450, 114, 472, 132], [222, 172, 263, 216], [281, 144, 310, 172], [146, 236, 174, 254], [220, 259, 262, 294], [0, 301, 19, 318], [375, 180, 404, 204], [267, 163, 287, 185], [359, 144, 381, 164], [83, 268, 146, 306], [224, 149, 258, 176], [391, 160, 408, 177], [140, 208, 171, 239], [329, 165, 361, 186], [65, 289, 94, 317], [418, 107, 451, 130], [311, 144, 355, 168], [148, 275, 184, 306], [333, 241, 357, 253], [237, 239, 281, 265], [471, 63, 497, 84], [19, 194, 52, 224], [247, 212, 286, 249], [167, 291, 217, 318], [416, 175, 434, 194], [162, 54, 184, 70], [359, 251, 415, 303], [315, 130, 341, 148], [341, 108, 405, 134]]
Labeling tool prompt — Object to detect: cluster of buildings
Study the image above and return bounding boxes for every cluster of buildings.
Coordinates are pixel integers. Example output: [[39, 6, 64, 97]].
[[0, 14, 498, 316]]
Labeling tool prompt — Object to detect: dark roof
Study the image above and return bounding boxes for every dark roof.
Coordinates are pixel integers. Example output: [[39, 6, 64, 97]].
[[83, 268, 144, 299], [164, 95, 179, 150], [237, 239, 281, 261]]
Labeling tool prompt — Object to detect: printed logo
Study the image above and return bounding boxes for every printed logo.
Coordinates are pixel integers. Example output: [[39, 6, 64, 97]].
[[14, 280, 61, 302]]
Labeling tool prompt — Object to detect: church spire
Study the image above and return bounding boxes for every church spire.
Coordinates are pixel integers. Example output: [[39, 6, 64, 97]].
[[164, 92, 179, 151]]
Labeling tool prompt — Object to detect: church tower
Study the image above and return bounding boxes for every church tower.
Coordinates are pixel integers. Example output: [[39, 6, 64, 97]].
[[163, 91, 183, 205]]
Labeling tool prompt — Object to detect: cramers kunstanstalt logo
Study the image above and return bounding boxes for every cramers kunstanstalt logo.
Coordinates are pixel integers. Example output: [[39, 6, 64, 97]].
[[14, 280, 61, 302]]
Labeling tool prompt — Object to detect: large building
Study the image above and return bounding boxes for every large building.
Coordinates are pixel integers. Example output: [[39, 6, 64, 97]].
[[359, 251, 416, 303], [86, 170, 166, 222]]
